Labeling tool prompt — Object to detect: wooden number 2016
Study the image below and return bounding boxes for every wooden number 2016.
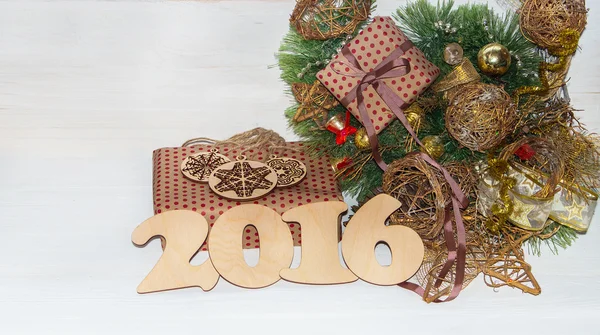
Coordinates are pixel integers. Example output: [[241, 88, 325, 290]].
[[208, 205, 294, 288], [280, 201, 357, 284], [131, 210, 220, 293], [132, 194, 424, 293], [341, 194, 424, 285]]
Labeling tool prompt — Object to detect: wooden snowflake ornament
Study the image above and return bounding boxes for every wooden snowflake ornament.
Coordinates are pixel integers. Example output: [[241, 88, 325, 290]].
[[208, 156, 278, 200], [181, 149, 230, 182], [266, 155, 307, 187]]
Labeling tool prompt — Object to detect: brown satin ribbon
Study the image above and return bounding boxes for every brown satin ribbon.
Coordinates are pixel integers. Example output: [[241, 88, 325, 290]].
[[332, 41, 413, 170], [332, 41, 469, 302]]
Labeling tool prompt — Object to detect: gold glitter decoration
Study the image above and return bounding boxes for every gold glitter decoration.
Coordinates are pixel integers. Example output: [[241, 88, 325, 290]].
[[354, 127, 370, 150], [514, 14, 585, 104], [525, 102, 600, 191], [483, 158, 516, 234], [290, 0, 372, 40], [445, 83, 518, 152]]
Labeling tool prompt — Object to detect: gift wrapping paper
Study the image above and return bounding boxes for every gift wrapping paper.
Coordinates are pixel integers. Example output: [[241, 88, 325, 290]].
[[317, 16, 440, 133], [152, 142, 343, 250]]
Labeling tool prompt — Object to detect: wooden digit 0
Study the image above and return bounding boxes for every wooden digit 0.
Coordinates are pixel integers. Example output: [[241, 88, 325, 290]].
[[280, 201, 358, 285], [341, 194, 424, 286], [131, 210, 220, 293], [208, 205, 294, 289]]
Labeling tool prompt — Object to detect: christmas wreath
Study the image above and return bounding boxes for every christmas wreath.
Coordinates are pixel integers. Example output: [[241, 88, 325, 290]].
[[277, 0, 597, 302]]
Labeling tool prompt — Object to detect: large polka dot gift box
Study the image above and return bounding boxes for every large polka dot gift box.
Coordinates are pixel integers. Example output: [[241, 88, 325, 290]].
[[317, 16, 440, 134], [152, 142, 343, 251]]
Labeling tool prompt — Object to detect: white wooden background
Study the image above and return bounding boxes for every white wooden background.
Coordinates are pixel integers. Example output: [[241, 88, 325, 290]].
[[1, 0, 599, 334]]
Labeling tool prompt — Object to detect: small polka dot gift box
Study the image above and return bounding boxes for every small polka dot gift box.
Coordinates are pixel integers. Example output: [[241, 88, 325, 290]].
[[317, 16, 440, 134], [152, 142, 343, 250]]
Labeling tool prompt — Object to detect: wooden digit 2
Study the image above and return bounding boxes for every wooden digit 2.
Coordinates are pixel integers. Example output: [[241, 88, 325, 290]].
[[208, 205, 294, 288], [341, 194, 424, 285], [280, 201, 358, 284], [131, 210, 220, 293]]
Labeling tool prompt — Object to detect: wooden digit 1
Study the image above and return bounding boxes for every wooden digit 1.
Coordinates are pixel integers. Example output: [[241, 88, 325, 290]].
[[341, 194, 424, 286], [280, 202, 358, 285], [131, 210, 220, 293], [208, 205, 294, 289]]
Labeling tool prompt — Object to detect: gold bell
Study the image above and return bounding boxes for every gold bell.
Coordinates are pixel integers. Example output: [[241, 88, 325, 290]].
[[330, 156, 352, 174], [325, 113, 346, 132]]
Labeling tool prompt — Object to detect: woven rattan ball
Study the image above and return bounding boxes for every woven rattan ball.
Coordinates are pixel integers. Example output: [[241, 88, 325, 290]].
[[444, 163, 477, 200], [382, 153, 447, 240], [519, 0, 587, 50], [500, 137, 564, 198], [290, 0, 372, 40], [445, 83, 517, 152]]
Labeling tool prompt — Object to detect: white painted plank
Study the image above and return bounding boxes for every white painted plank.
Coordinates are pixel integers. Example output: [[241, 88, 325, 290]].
[[0, 1, 599, 334]]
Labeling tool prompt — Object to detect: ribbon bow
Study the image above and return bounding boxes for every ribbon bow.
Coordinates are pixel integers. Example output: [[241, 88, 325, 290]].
[[326, 111, 357, 145], [330, 41, 414, 166], [331, 40, 469, 302]]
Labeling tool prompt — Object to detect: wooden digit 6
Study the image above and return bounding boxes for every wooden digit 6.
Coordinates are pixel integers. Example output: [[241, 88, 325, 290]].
[[131, 210, 220, 293], [341, 194, 424, 285]]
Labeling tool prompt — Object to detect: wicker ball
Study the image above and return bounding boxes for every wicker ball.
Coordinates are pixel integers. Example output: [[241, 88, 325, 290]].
[[382, 153, 447, 240], [290, 0, 372, 40], [519, 0, 587, 50], [382, 154, 475, 240], [444, 163, 477, 200], [445, 83, 517, 152], [500, 137, 564, 198]]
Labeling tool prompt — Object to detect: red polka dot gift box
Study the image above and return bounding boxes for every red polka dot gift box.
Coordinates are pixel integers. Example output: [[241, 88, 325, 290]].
[[317, 16, 440, 134], [152, 142, 343, 250]]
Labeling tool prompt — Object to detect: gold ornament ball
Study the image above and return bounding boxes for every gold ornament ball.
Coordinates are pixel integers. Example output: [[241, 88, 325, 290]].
[[405, 103, 425, 116], [404, 103, 425, 129], [354, 128, 371, 150], [406, 111, 422, 129], [477, 43, 512, 76], [420, 136, 445, 160]]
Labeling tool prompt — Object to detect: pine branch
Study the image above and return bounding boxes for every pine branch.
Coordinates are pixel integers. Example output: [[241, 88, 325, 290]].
[[525, 221, 579, 256]]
